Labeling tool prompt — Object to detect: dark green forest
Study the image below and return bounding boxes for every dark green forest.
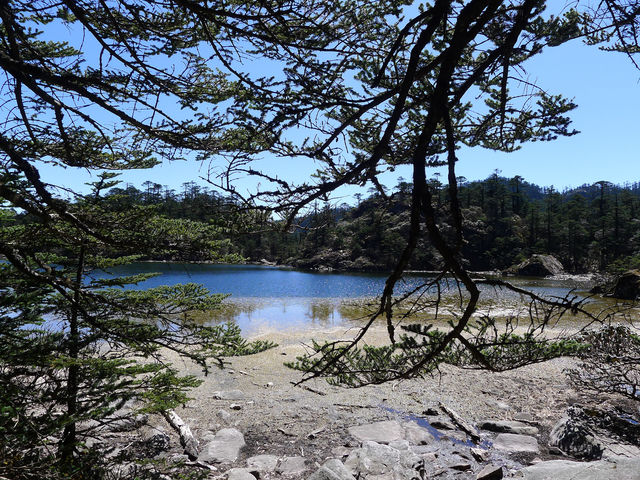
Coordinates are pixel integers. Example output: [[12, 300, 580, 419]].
[[92, 174, 640, 274]]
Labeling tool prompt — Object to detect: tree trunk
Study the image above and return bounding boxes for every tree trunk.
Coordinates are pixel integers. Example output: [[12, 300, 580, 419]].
[[60, 243, 85, 463]]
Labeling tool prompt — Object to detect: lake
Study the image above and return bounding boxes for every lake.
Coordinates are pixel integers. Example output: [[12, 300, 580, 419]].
[[95, 263, 600, 335]]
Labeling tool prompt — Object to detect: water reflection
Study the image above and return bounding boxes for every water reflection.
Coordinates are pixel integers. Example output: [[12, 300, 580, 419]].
[[93, 263, 637, 335]]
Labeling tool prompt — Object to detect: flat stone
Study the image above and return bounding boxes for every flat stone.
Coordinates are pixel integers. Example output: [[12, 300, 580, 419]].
[[602, 442, 640, 459], [476, 464, 503, 480], [225, 468, 256, 480], [514, 457, 640, 480], [246, 454, 278, 472], [493, 433, 539, 453], [198, 428, 245, 463], [403, 421, 435, 445], [478, 420, 539, 435], [212, 390, 246, 401], [348, 420, 404, 445], [276, 456, 309, 476]]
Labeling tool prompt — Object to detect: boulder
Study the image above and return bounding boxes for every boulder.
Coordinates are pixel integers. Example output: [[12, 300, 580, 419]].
[[344, 440, 422, 479], [508, 254, 564, 277], [608, 270, 640, 300], [549, 413, 603, 460], [198, 428, 245, 463]]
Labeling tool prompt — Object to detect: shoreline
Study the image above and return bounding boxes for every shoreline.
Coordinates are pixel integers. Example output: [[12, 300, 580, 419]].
[[144, 324, 621, 478], [138, 258, 607, 279]]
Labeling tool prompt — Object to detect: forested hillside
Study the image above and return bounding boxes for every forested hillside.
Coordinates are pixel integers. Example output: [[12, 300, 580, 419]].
[[97, 174, 640, 274]]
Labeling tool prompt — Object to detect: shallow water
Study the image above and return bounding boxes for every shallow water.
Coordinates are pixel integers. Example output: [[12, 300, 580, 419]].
[[91, 263, 609, 335]]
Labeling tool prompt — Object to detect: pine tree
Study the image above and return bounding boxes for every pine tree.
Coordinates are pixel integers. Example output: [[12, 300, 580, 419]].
[[0, 174, 274, 478]]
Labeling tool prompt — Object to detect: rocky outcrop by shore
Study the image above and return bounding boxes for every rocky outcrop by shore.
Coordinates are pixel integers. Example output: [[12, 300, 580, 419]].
[[505, 255, 564, 277]]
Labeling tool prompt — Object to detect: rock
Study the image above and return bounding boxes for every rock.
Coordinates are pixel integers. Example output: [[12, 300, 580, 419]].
[[478, 420, 539, 435], [344, 440, 421, 479], [508, 254, 564, 277], [470, 447, 490, 462], [549, 412, 603, 460], [348, 419, 434, 447], [226, 468, 257, 480], [442, 430, 469, 443], [217, 409, 232, 422], [411, 445, 438, 455], [212, 390, 246, 401], [492, 433, 539, 453], [449, 461, 472, 471], [403, 421, 435, 445], [246, 454, 279, 472], [108, 413, 149, 432], [602, 442, 640, 459], [514, 412, 535, 423], [423, 407, 440, 416], [608, 270, 640, 300], [418, 451, 438, 463], [198, 428, 245, 463], [348, 420, 405, 445], [308, 459, 355, 480], [230, 404, 242, 410], [276, 456, 309, 476], [476, 465, 503, 480], [389, 439, 411, 451], [135, 432, 170, 458], [427, 416, 456, 430], [514, 457, 640, 480], [331, 446, 352, 458]]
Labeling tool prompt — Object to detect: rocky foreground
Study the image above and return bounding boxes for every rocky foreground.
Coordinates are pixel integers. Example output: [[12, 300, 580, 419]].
[[99, 326, 640, 480]]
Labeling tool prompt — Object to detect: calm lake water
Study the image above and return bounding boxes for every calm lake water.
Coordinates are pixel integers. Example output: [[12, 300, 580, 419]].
[[94, 263, 598, 334]]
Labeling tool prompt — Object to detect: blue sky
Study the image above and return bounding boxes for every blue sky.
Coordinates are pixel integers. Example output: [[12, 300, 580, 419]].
[[39, 18, 640, 201]]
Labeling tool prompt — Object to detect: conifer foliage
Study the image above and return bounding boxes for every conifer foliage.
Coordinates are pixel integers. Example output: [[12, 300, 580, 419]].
[[0, 173, 274, 478], [1, 0, 640, 475], [0, 2, 274, 476]]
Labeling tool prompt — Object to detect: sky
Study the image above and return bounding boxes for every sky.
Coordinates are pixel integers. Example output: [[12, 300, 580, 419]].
[[38, 8, 640, 202]]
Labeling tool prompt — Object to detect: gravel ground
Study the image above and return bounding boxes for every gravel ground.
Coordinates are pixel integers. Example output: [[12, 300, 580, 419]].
[[153, 324, 589, 467]]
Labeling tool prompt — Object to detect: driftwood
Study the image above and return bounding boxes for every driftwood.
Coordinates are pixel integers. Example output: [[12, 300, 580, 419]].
[[438, 402, 481, 443], [163, 409, 199, 460]]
